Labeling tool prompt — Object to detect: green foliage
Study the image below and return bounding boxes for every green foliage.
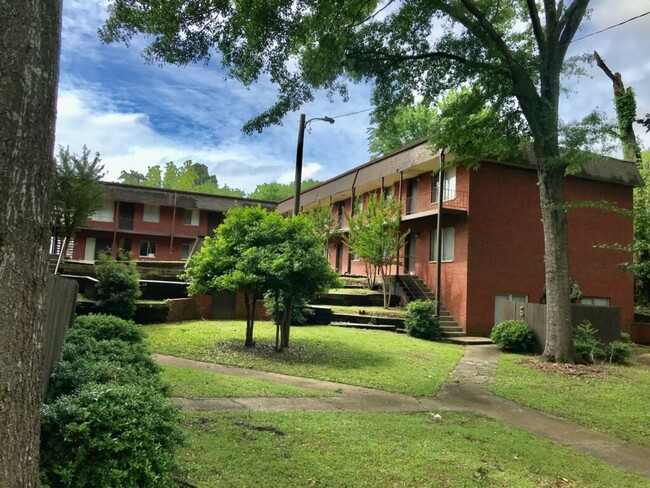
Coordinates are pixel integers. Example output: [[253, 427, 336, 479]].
[[491, 320, 535, 353], [118, 159, 245, 196], [41, 382, 183, 488], [71, 313, 145, 343], [248, 179, 319, 201], [303, 203, 341, 248], [614, 88, 642, 160], [95, 252, 141, 320], [264, 295, 314, 326], [632, 151, 650, 304], [368, 104, 438, 157], [345, 193, 406, 307], [404, 300, 440, 341], [573, 321, 633, 364], [52, 145, 105, 238]]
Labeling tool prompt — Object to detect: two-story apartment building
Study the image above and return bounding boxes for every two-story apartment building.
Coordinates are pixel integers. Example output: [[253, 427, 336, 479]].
[[279, 139, 642, 337], [67, 183, 275, 262]]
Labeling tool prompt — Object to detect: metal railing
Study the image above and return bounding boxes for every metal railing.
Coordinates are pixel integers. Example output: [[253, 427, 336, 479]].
[[404, 189, 468, 215]]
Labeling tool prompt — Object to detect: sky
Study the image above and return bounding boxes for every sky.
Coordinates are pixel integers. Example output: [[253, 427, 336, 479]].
[[56, 1, 650, 194]]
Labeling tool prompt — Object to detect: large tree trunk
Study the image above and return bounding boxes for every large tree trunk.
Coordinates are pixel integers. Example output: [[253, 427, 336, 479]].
[[243, 292, 255, 347], [0, 1, 62, 485], [538, 168, 577, 363]]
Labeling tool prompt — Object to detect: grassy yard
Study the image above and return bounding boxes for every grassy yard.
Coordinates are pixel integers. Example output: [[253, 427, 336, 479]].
[[159, 365, 332, 398], [179, 411, 648, 487], [146, 321, 463, 396], [492, 353, 650, 447], [329, 304, 406, 318]]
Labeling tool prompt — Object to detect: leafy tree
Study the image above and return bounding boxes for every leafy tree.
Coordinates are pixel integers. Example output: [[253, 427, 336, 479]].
[[633, 150, 650, 304], [262, 214, 339, 351], [52, 145, 105, 239], [0, 0, 62, 484], [346, 193, 407, 308], [368, 104, 438, 157], [248, 179, 320, 201], [95, 252, 142, 320], [102, 1, 601, 362], [184, 206, 272, 347], [118, 160, 245, 196], [304, 203, 341, 251]]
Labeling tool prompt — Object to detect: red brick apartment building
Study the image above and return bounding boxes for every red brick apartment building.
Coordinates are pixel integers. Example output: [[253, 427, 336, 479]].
[[66, 183, 275, 262], [278, 140, 642, 337]]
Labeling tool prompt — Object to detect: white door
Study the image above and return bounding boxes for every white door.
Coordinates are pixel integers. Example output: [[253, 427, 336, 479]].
[[84, 237, 96, 261], [444, 167, 456, 201]]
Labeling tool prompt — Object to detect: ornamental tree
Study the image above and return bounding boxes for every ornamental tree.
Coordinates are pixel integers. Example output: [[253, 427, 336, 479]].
[[346, 193, 407, 308], [102, 1, 602, 362]]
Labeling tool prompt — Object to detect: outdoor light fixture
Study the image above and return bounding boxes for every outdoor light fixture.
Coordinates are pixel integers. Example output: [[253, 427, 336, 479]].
[[293, 114, 335, 215]]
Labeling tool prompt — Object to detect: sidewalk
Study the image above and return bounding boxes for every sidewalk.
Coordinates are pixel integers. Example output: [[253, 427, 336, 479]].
[[155, 348, 650, 478]]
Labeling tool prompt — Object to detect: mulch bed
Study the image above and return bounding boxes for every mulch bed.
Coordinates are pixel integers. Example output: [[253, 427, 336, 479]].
[[516, 358, 610, 378]]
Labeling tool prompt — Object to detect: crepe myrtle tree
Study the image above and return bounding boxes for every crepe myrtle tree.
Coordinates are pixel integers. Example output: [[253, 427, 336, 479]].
[[103, 1, 603, 362]]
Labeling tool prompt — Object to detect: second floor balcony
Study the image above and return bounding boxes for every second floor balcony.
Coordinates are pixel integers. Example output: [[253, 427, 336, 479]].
[[404, 188, 468, 217]]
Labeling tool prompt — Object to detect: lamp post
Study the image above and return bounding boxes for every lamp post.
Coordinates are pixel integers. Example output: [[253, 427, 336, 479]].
[[293, 113, 335, 215]]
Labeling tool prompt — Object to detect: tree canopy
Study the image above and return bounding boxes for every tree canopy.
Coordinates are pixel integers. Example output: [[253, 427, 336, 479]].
[[103, 1, 605, 362], [248, 179, 320, 201], [52, 145, 105, 239], [368, 104, 438, 158], [119, 160, 245, 196]]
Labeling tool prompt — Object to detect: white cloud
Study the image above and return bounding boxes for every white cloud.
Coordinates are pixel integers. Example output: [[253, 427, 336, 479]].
[[277, 162, 324, 185]]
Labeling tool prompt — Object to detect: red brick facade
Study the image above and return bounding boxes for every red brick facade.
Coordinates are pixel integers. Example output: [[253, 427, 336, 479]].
[[289, 143, 639, 338]]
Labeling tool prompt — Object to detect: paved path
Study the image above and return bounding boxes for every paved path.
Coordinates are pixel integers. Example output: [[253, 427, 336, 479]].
[[156, 348, 650, 478]]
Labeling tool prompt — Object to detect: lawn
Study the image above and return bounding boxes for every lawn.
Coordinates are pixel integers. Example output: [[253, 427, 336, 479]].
[[492, 353, 650, 447], [179, 411, 648, 487], [159, 364, 332, 398], [329, 304, 406, 318], [145, 321, 464, 396]]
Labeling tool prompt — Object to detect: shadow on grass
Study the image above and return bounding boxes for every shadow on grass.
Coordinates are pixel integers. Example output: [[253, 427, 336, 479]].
[[212, 338, 394, 371]]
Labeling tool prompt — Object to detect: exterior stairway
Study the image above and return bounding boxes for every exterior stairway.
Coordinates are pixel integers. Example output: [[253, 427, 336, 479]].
[[397, 274, 466, 339]]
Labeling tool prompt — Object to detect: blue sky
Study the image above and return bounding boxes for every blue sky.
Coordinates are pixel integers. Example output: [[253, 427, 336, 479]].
[[56, 1, 650, 194]]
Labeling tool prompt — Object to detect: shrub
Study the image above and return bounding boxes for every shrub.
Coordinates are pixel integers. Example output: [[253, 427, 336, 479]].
[[491, 320, 535, 352], [574, 321, 633, 364], [404, 300, 440, 340], [41, 382, 183, 488], [264, 295, 314, 326], [95, 252, 141, 319], [71, 314, 144, 343]]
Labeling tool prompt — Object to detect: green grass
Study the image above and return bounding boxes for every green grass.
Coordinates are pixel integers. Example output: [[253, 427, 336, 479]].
[[325, 287, 382, 295], [179, 411, 648, 487], [330, 304, 406, 318], [159, 365, 331, 398], [492, 353, 650, 446], [145, 321, 463, 396]]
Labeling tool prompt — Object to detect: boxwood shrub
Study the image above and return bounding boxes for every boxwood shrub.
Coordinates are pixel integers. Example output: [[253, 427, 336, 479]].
[[490, 320, 535, 352], [404, 300, 440, 340]]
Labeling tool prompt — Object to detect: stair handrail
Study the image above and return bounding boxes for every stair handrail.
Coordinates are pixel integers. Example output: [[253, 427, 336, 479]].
[[398, 275, 437, 314]]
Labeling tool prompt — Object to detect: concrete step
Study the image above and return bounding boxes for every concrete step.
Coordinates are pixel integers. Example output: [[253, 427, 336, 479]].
[[447, 336, 493, 345], [440, 331, 466, 337]]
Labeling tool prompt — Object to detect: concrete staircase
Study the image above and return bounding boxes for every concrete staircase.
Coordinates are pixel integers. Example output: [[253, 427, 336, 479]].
[[397, 275, 465, 339]]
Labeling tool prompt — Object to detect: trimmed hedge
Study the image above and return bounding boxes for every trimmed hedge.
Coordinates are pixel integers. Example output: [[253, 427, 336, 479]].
[[404, 300, 440, 340], [491, 320, 535, 352]]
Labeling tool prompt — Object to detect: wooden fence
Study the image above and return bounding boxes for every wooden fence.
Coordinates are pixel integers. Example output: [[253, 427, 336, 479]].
[[499, 301, 621, 351], [43, 276, 78, 394]]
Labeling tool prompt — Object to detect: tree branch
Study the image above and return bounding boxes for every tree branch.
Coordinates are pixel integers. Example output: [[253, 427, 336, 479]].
[[593, 51, 618, 85], [557, 0, 590, 58], [526, 0, 547, 53]]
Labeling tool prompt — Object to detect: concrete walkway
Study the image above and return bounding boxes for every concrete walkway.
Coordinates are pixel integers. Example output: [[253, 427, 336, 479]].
[[156, 348, 650, 478]]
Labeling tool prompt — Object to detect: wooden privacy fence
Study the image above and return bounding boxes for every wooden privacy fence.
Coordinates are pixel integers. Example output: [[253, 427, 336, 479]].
[[43, 275, 78, 394], [499, 301, 621, 351]]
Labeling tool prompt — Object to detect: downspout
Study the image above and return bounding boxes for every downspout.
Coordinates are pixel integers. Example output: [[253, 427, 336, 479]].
[[112, 200, 119, 259], [170, 192, 177, 256], [434, 149, 446, 316], [347, 168, 360, 274]]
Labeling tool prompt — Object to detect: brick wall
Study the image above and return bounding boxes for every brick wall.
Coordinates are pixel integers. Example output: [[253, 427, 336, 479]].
[[166, 294, 212, 322]]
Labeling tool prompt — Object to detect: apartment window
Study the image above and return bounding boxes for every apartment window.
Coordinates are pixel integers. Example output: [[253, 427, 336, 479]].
[[494, 293, 527, 325], [384, 186, 393, 201], [90, 201, 114, 222], [143, 205, 160, 223], [337, 202, 345, 227], [432, 167, 457, 203], [430, 227, 455, 262], [139, 240, 157, 258], [181, 243, 192, 260], [582, 297, 610, 307], [183, 209, 199, 226]]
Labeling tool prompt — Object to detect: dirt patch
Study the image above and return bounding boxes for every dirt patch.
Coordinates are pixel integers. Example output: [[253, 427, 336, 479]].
[[234, 421, 285, 436], [517, 358, 610, 378]]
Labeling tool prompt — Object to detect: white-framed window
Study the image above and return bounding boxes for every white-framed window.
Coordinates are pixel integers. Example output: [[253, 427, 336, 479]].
[[143, 204, 160, 223], [582, 297, 610, 307], [430, 227, 455, 262], [183, 209, 199, 226], [432, 167, 457, 202], [90, 201, 114, 222], [139, 240, 157, 258], [181, 243, 192, 260], [494, 293, 528, 325]]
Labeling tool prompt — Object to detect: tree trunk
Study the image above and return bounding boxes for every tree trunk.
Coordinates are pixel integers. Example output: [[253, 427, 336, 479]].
[[0, 1, 62, 485], [243, 292, 255, 347], [538, 169, 577, 363], [279, 297, 293, 350]]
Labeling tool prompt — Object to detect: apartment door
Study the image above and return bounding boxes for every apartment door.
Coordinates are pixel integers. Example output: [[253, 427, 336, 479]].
[[404, 234, 416, 274], [118, 202, 135, 230], [207, 211, 223, 236], [406, 178, 418, 214], [84, 237, 96, 261], [94, 238, 112, 259], [335, 242, 343, 273]]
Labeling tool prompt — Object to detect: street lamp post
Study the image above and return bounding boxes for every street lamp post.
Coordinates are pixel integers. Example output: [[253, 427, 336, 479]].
[[293, 113, 334, 215]]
